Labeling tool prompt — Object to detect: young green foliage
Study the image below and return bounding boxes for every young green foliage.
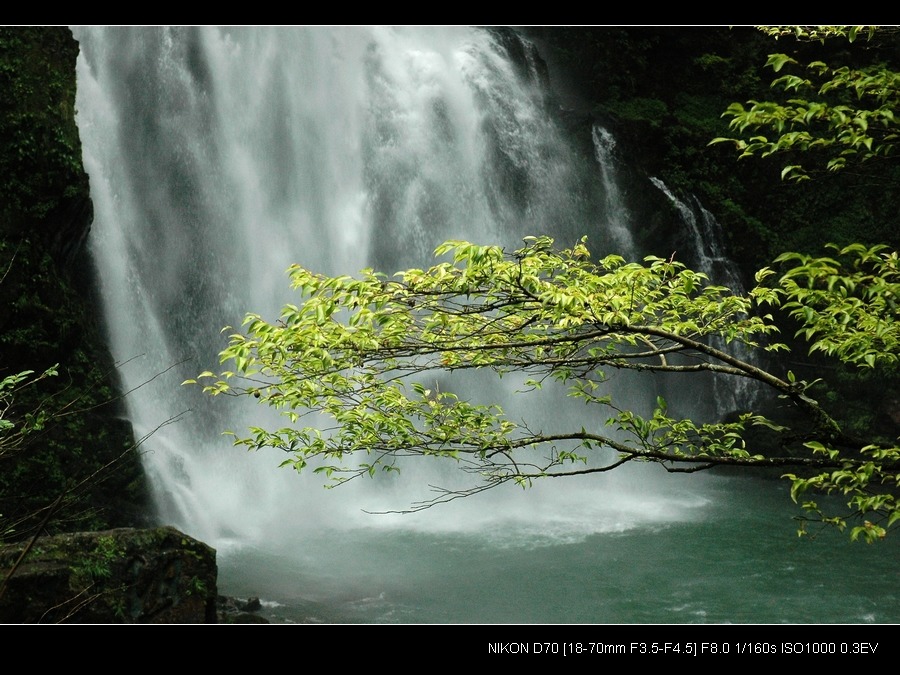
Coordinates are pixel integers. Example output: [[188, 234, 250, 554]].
[[189, 236, 899, 540], [0, 365, 59, 457], [710, 26, 900, 182]]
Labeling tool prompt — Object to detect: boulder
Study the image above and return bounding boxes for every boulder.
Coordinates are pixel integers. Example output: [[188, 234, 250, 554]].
[[0, 526, 217, 623]]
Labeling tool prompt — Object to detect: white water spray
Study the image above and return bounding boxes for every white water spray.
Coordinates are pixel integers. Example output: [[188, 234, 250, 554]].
[[74, 26, 713, 556], [592, 124, 637, 253]]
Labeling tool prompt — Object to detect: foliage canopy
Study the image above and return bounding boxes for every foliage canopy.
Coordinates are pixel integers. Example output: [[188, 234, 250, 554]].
[[189, 237, 900, 543], [711, 25, 900, 182]]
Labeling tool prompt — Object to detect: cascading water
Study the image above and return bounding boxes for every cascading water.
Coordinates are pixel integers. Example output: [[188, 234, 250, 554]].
[[73, 23, 695, 538], [591, 124, 637, 254], [650, 177, 761, 414], [71, 26, 900, 624], [649, 177, 744, 297]]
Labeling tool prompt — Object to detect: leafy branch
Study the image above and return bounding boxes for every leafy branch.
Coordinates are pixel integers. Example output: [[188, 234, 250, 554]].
[[188, 236, 900, 541]]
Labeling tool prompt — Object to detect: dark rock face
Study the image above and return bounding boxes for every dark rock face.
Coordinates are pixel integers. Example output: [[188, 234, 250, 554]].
[[0, 526, 217, 623], [0, 26, 151, 540]]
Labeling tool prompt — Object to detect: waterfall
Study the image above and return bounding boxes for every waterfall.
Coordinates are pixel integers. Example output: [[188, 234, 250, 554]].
[[73, 26, 715, 558], [649, 177, 759, 413], [649, 177, 745, 295], [591, 124, 637, 254]]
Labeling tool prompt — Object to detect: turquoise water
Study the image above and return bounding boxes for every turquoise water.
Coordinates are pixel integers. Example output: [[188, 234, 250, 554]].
[[216, 474, 900, 624]]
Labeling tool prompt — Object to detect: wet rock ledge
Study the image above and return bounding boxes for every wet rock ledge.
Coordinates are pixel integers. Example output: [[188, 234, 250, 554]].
[[0, 525, 268, 623]]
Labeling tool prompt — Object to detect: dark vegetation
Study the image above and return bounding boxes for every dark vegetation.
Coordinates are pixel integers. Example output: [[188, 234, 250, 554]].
[[0, 26, 149, 544], [524, 24, 900, 459]]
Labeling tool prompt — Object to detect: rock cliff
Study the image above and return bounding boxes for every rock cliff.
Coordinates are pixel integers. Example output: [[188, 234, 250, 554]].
[[0, 26, 150, 539]]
